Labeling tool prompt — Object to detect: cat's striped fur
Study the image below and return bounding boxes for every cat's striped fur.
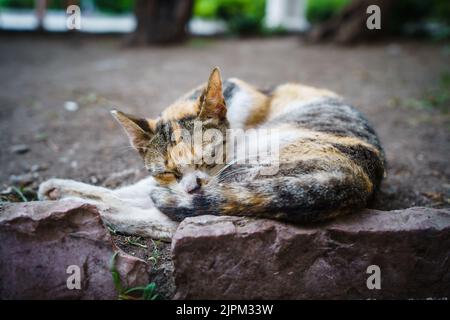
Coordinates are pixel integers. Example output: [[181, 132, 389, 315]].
[[113, 67, 385, 224]]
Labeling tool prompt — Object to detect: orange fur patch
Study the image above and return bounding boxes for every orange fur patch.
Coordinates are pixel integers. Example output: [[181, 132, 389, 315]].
[[268, 84, 339, 120], [161, 100, 201, 121]]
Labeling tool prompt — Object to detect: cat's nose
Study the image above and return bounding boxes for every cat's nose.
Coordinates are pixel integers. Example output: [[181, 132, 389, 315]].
[[186, 178, 202, 194], [181, 174, 202, 194]]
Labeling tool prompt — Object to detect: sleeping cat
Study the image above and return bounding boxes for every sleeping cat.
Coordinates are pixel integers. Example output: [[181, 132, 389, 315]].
[[38, 67, 385, 240]]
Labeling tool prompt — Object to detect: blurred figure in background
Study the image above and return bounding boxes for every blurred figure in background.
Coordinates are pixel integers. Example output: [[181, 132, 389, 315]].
[[35, 0, 79, 30], [35, 0, 46, 30]]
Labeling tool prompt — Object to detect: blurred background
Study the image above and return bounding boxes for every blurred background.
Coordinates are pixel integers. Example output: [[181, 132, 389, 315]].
[[0, 0, 449, 39], [0, 0, 449, 211]]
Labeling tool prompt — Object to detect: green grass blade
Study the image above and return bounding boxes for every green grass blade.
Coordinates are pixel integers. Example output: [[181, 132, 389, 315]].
[[109, 251, 123, 294], [12, 186, 28, 202]]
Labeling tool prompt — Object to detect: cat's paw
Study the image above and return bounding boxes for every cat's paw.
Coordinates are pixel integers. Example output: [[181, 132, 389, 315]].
[[38, 179, 69, 200], [150, 187, 176, 208], [150, 187, 195, 221]]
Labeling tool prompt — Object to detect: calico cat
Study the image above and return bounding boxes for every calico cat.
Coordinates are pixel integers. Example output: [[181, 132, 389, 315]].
[[39, 67, 384, 239], [111, 67, 384, 223]]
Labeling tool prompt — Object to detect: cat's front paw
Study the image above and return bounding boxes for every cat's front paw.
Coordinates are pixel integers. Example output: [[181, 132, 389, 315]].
[[150, 187, 195, 221], [150, 187, 177, 208], [38, 179, 69, 200]]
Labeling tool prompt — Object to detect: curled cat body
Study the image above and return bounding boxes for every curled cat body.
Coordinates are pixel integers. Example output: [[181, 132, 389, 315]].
[[111, 67, 385, 224]]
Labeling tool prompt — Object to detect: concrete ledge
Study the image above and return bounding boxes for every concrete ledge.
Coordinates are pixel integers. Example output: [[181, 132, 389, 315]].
[[172, 207, 450, 299], [0, 200, 149, 299]]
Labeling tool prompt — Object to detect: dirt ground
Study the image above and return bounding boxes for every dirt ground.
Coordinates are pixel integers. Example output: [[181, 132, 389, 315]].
[[0, 33, 449, 299]]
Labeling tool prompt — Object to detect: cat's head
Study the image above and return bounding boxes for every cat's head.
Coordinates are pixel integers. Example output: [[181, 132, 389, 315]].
[[111, 67, 228, 193]]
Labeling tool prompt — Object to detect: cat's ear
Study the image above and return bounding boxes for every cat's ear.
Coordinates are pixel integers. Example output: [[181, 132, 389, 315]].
[[198, 67, 227, 121], [111, 110, 153, 154]]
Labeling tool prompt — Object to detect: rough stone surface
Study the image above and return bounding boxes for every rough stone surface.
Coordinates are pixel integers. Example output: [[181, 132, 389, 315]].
[[172, 207, 450, 299], [0, 200, 149, 299]]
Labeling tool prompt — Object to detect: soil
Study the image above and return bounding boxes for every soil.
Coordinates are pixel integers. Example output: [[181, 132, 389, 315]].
[[1, 33, 449, 299], [112, 234, 175, 299]]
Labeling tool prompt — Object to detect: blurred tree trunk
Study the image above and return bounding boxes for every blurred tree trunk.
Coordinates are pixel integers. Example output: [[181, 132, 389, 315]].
[[307, 0, 394, 44], [130, 0, 193, 45]]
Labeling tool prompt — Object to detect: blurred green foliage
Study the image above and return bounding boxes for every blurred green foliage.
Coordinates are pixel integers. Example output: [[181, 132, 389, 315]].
[[1, 0, 449, 37], [390, 0, 447, 28], [306, 0, 450, 25], [194, 0, 265, 35], [432, 0, 450, 24], [305, 0, 450, 39], [194, 0, 218, 18], [306, 0, 350, 24], [390, 0, 450, 39], [0, 0, 34, 8], [93, 0, 134, 14]]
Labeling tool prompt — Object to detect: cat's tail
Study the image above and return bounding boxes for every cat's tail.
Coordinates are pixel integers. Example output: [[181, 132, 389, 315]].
[[151, 164, 377, 223]]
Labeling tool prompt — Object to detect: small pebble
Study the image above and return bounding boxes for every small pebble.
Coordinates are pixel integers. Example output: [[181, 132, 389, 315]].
[[11, 144, 30, 154], [64, 101, 79, 112], [89, 176, 98, 184]]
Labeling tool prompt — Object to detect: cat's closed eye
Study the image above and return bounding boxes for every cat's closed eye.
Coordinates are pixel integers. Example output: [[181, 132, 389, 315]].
[[157, 172, 176, 178], [154, 171, 180, 183]]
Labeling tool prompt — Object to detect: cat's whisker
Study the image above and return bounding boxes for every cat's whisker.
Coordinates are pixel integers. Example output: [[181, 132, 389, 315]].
[[208, 167, 249, 185]]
